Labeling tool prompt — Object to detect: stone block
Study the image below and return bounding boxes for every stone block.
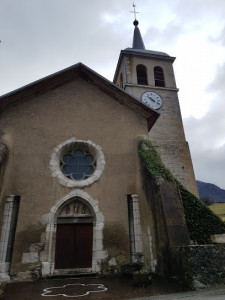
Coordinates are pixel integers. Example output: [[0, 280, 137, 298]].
[[30, 243, 43, 252], [59, 176, 66, 186], [0, 262, 10, 273], [39, 251, 47, 262], [94, 230, 103, 241], [22, 252, 39, 263], [108, 257, 117, 266], [17, 271, 30, 281], [0, 273, 10, 282], [211, 234, 225, 244], [95, 222, 104, 231], [66, 180, 75, 188], [41, 213, 50, 225], [40, 232, 46, 243], [41, 262, 50, 276], [94, 250, 108, 260], [94, 238, 103, 251]]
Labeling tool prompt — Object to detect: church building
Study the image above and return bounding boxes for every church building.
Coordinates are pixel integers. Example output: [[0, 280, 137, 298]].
[[0, 17, 198, 281]]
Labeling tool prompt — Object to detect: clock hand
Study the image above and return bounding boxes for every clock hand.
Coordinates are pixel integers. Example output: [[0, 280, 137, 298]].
[[148, 96, 156, 102]]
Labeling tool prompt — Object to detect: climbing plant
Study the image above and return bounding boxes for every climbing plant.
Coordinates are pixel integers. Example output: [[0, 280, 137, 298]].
[[139, 141, 225, 244]]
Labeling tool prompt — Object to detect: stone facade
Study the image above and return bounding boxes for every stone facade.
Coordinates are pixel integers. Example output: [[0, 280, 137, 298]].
[[0, 65, 158, 280]]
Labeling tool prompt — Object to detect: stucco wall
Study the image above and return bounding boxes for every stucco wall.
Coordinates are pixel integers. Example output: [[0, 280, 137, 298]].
[[0, 77, 151, 276]]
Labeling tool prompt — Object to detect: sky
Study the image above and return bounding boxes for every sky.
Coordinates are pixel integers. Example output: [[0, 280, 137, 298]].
[[1, 0, 225, 189]]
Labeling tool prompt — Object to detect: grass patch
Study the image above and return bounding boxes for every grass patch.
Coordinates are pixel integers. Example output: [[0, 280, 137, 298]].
[[209, 203, 225, 221]]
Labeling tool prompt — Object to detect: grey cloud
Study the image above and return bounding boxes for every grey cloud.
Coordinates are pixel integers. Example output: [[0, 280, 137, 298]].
[[1, 0, 225, 190], [174, 0, 225, 21], [144, 20, 185, 51], [183, 59, 225, 189], [0, 0, 134, 95], [207, 63, 225, 92], [184, 97, 225, 189], [190, 144, 225, 189]]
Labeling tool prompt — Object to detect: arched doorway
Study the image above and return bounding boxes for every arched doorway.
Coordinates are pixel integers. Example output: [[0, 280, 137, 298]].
[[55, 199, 94, 270], [41, 189, 106, 276]]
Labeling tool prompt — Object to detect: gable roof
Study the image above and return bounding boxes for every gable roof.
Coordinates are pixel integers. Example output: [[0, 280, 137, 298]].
[[0, 63, 159, 131]]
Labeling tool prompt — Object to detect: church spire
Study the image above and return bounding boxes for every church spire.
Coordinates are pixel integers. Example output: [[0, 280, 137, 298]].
[[132, 20, 145, 49], [131, 4, 145, 50]]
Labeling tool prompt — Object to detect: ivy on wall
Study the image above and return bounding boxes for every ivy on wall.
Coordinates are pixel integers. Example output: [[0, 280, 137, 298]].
[[139, 141, 225, 244]]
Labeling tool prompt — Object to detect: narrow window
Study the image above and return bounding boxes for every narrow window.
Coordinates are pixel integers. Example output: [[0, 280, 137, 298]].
[[0, 195, 20, 277], [154, 66, 165, 87], [136, 64, 148, 85], [120, 73, 123, 89], [127, 194, 144, 263]]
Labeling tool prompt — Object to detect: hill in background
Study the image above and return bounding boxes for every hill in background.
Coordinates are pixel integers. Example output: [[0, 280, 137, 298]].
[[197, 180, 225, 203]]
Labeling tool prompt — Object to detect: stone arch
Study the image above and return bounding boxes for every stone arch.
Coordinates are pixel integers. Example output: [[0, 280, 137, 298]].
[[41, 190, 107, 276], [136, 64, 148, 85], [154, 66, 165, 87]]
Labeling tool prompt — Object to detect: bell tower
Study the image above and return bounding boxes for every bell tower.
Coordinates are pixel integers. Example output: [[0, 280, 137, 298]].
[[113, 17, 198, 196]]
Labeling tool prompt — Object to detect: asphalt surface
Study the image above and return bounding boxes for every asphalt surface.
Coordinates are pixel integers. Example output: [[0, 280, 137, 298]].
[[0, 276, 225, 300], [131, 286, 225, 299]]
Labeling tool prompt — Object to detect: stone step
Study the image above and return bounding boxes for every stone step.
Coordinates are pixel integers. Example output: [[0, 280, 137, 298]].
[[47, 272, 97, 279]]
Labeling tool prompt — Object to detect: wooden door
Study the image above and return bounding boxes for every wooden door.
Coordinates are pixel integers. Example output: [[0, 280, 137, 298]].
[[55, 223, 93, 269]]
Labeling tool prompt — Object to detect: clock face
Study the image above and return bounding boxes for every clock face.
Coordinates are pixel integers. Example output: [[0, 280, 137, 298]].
[[141, 91, 162, 110]]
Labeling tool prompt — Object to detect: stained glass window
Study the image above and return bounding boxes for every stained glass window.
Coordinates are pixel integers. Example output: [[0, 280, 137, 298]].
[[61, 149, 95, 181]]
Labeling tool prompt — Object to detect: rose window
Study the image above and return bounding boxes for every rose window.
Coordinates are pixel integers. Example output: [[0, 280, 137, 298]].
[[61, 149, 96, 181]]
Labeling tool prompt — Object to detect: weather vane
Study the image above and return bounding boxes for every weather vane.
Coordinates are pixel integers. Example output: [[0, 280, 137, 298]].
[[131, 2, 139, 20]]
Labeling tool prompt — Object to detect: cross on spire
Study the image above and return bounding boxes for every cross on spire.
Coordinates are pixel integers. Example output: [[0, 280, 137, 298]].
[[131, 3, 145, 49], [131, 3, 139, 20]]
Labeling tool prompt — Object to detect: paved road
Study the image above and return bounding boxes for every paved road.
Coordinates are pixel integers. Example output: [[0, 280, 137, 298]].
[[0, 276, 183, 300], [1, 276, 225, 299], [131, 286, 225, 300]]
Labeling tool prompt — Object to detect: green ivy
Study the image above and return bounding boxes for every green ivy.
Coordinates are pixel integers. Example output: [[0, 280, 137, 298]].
[[139, 141, 225, 244]]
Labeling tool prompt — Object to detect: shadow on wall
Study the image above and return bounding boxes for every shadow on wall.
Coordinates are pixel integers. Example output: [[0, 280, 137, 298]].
[[103, 222, 129, 273]]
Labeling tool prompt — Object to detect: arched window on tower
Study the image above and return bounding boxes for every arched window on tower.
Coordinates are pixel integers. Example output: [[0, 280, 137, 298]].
[[154, 66, 165, 87], [136, 64, 148, 85], [120, 73, 123, 89]]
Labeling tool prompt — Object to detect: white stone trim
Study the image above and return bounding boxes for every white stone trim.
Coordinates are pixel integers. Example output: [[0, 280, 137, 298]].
[[41, 190, 107, 276], [0, 196, 15, 281], [131, 194, 143, 254], [50, 137, 105, 188]]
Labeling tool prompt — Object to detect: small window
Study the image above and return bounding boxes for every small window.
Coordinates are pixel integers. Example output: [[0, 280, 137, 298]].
[[61, 149, 96, 181], [136, 64, 148, 85], [154, 66, 165, 87], [120, 73, 123, 88]]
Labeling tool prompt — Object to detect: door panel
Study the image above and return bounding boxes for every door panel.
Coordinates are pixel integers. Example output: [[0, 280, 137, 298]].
[[55, 223, 93, 269], [74, 224, 93, 268]]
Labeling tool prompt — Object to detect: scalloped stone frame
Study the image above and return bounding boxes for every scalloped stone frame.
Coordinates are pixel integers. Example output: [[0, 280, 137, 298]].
[[50, 137, 105, 188]]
